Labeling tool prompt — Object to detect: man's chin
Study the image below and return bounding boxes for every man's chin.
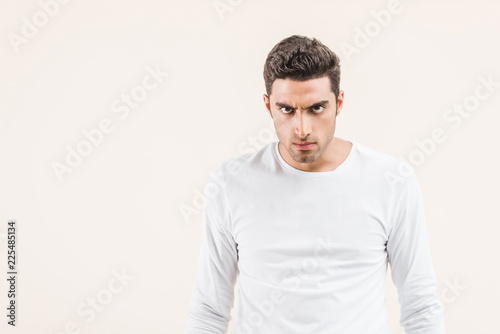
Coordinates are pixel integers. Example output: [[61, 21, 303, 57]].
[[290, 149, 318, 163]]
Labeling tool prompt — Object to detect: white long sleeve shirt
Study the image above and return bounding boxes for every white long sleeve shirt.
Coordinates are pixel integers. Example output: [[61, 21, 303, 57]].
[[185, 139, 446, 334]]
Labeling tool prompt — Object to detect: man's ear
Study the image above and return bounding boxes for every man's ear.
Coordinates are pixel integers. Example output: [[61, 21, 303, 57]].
[[263, 94, 272, 117], [336, 90, 344, 116]]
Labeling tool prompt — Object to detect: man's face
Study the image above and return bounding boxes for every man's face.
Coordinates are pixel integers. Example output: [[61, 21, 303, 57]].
[[263, 76, 344, 169]]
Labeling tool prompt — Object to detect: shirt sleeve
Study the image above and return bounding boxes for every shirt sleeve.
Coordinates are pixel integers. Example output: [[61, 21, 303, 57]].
[[185, 173, 239, 334], [386, 170, 446, 333]]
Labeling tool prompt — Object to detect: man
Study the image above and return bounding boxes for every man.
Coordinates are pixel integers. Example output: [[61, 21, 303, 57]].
[[185, 35, 446, 333]]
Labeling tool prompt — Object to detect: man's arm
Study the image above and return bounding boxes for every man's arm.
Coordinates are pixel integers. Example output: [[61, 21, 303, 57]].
[[386, 170, 446, 333], [185, 173, 238, 334]]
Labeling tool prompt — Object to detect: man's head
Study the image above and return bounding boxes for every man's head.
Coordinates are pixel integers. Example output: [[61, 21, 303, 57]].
[[263, 35, 344, 168]]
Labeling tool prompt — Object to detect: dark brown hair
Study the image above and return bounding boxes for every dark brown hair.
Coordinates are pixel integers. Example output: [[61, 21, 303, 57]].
[[263, 35, 341, 101]]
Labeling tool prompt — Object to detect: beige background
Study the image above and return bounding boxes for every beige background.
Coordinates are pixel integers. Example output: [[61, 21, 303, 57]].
[[1, 0, 499, 333]]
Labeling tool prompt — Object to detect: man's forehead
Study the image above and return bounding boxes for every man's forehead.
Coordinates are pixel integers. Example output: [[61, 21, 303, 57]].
[[271, 77, 333, 98]]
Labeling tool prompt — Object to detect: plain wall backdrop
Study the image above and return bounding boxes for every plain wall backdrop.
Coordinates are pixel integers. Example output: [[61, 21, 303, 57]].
[[1, 0, 499, 333]]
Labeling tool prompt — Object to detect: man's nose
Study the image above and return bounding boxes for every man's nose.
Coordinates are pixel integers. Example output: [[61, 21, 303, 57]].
[[294, 111, 312, 138]]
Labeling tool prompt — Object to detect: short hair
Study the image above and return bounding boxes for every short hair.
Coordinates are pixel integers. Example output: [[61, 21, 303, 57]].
[[263, 35, 341, 101]]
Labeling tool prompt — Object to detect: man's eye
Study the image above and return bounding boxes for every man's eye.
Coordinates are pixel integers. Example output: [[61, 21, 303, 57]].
[[312, 105, 324, 113], [280, 107, 293, 114], [279, 106, 324, 114]]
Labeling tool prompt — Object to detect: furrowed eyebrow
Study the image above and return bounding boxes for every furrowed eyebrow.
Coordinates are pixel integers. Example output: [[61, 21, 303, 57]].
[[275, 100, 329, 110]]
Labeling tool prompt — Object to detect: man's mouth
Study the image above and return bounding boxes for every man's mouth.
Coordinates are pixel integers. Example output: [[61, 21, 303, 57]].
[[293, 142, 316, 150]]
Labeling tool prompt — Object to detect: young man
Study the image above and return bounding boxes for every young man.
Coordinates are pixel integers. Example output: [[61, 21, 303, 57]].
[[185, 35, 446, 333]]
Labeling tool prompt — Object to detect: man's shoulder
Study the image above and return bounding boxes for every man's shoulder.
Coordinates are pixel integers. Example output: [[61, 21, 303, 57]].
[[353, 140, 415, 179], [209, 141, 275, 181]]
